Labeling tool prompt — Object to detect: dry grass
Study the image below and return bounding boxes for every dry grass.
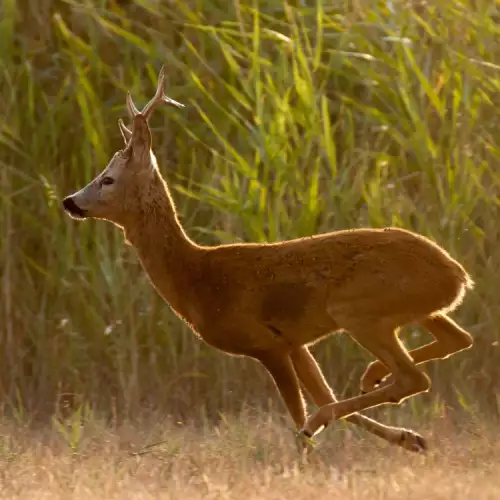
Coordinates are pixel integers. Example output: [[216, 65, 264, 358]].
[[0, 412, 498, 499]]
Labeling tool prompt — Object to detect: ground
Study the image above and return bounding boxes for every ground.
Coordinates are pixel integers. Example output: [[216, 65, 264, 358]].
[[0, 412, 498, 499]]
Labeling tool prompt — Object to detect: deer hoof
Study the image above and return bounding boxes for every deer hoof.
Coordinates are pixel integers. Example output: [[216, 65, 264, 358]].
[[399, 430, 428, 453], [295, 429, 316, 454], [360, 375, 394, 395]]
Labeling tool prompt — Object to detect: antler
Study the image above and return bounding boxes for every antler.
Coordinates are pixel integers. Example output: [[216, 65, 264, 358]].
[[118, 118, 132, 142], [126, 65, 185, 122], [126, 92, 141, 120]]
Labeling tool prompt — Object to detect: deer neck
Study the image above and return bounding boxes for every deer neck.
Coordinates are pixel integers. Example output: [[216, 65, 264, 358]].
[[123, 178, 200, 319]]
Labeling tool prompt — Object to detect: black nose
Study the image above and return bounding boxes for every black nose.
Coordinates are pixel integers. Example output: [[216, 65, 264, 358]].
[[62, 197, 86, 218]]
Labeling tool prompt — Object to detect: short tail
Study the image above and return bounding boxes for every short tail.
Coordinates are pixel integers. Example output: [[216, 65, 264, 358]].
[[444, 260, 474, 313]]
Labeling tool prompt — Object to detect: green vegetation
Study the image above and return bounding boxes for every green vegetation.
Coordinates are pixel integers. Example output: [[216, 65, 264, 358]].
[[1, 0, 499, 423]]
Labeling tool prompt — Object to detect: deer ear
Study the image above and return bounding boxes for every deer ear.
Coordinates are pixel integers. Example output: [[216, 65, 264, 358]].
[[130, 115, 152, 162]]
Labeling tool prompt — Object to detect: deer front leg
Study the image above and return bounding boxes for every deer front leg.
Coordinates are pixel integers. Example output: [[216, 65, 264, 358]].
[[258, 351, 314, 452]]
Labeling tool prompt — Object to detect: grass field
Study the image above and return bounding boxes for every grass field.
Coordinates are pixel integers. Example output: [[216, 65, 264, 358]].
[[0, 413, 498, 499]]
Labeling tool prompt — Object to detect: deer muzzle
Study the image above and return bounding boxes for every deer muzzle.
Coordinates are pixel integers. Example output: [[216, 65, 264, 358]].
[[62, 196, 88, 219]]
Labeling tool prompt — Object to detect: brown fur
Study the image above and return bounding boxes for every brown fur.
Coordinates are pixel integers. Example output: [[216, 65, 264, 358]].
[[63, 67, 474, 454]]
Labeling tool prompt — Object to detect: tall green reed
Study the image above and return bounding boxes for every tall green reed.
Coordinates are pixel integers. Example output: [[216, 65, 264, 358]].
[[1, 0, 499, 421]]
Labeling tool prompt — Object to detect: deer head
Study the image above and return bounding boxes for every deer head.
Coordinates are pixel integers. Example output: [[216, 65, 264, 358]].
[[62, 66, 184, 227]]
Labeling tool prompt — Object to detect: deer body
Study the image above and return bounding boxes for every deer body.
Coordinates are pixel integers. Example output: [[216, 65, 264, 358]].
[[194, 228, 469, 350], [63, 67, 474, 455], [127, 175, 469, 356]]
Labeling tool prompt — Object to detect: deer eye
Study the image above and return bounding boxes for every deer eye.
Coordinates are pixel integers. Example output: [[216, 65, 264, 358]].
[[101, 176, 114, 186]]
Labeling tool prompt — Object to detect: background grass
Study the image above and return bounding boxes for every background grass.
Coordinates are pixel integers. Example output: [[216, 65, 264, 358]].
[[1, 0, 499, 426]]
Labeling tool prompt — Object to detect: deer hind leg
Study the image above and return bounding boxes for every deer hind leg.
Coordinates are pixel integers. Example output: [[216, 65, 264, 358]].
[[290, 345, 426, 453], [360, 313, 474, 394], [299, 321, 431, 439]]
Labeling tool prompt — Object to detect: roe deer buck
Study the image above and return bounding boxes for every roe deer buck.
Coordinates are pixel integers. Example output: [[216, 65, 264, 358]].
[[62, 66, 474, 454]]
